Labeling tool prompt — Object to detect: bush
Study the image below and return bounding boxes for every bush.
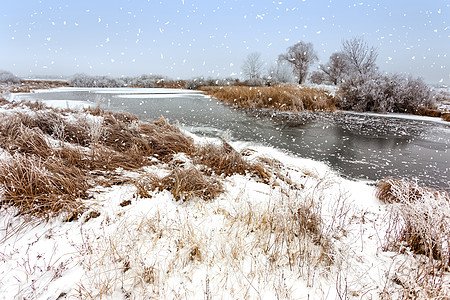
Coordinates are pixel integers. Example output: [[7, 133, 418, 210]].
[[337, 73, 436, 113], [0, 70, 21, 83]]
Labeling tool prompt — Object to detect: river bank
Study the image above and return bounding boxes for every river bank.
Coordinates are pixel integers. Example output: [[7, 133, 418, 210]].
[[200, 85, 450, 123], [1, 86, 449, 298]]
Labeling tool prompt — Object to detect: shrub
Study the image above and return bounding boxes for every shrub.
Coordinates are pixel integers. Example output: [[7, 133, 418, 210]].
[[185, 77, 235, 89], [337, 73, 436, 113], [309, 71, 328, 85]]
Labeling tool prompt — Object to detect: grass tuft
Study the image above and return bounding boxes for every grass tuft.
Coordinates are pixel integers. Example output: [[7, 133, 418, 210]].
[[135, 167, 223, 201], [139, 117, 195, 159], [193, 141, 248, 176], [135, 167, 224, 201], [442, 112, 450, 122], [0, 154, 88, 218]]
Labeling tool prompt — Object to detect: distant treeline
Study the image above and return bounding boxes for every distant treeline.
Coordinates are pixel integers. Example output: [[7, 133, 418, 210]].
[[69, 73, 244, 90]]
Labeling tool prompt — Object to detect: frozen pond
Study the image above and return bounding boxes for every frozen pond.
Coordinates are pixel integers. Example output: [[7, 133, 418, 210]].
[[17, 88, 450, 191]]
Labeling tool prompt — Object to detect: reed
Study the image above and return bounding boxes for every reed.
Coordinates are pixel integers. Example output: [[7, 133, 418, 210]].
[[200, 85, 337, 112]]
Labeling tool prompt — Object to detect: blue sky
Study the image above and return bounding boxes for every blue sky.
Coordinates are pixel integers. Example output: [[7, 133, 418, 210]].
[[1, 0, 449, 85]]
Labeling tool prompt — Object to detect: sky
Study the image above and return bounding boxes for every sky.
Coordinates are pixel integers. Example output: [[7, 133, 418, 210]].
[[1, 0, 449, 85]]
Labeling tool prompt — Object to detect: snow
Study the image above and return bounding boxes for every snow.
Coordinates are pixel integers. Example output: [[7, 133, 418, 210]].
[[0, 130, 387, 299], [0, 99, 448, 299], [343, 110, 450, 125], [37, 100, 92, 109]]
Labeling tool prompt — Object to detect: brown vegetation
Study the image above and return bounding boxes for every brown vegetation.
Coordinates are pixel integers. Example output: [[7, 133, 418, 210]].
[[442, 112, 450, 122], [193, 142, 249, 176], [0, 80, 70, 94], [0, 99, 273, 218], [136, 167, 224, 201], [0, 100, 200, 218], [200, 86, 337, 112], [0, 154, 88, 218]]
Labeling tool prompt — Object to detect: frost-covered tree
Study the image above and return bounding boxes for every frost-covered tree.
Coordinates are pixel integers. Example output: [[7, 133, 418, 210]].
[[309, 71, 328, 84], [242, 52, 264, 80], [267, 61, 293, 84], [341, 37, 378, 75], [318, 52, 349, 85], [279, 41, 318, 84], [0, 70, 21, 83]]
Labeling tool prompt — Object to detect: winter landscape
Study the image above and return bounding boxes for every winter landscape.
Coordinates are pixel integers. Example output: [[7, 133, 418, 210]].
[[1, 1, 450, 299]]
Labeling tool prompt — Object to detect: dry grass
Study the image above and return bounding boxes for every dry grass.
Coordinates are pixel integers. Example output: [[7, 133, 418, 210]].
[[376, 178, 447, 204], [0, 80, 69, 94], [0, 102, 200, 218], [0, 154, 88, 218], [76, 174, 339, 299], [193, 141, 248, 176], [200, 85, 337, 112], [139, 117, 195, 159], [377, 178, 450, 298], [442, 113, 450, 122], [135, 167, 224, 201], [0, 118, 51, 158]]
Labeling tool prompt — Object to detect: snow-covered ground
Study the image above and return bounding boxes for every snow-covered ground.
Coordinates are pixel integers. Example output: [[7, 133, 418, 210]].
[[1, 93, 449, 299], [0, 139, 386, 299]]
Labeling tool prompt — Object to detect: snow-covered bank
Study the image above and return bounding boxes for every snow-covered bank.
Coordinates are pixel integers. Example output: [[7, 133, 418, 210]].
[[342, 110, 450, 126], [0, 100, 449, 299]]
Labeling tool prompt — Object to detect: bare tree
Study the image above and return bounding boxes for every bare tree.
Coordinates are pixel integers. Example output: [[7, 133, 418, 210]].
[[267, 61, 293, 84], [341, 37, 378, 75], [318, 52, 349, 85], [241, 52, 264, 80], [279, 41, 318, 84]]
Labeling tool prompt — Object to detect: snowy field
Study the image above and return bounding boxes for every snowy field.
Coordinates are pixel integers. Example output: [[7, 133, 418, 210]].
[[0, 98, 449, 299]]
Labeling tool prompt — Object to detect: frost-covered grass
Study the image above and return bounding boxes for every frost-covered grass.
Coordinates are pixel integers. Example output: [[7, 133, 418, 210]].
[[0, 99, 449, 299]]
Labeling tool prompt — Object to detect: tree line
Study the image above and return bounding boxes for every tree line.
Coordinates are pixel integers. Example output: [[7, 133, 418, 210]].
[[241, 37, 378, 85], [242, 37, 438, 114]]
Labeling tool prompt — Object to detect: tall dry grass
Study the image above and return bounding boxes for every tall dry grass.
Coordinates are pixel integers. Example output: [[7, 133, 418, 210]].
[[200, 86, 337, 112], [139, 117, 195, 159], [442, 112, 450, 122], [377, 178, 450, 298], [193, 142, 249, 176], [0, 154, 88, 218], [0, 101, 199, 218]]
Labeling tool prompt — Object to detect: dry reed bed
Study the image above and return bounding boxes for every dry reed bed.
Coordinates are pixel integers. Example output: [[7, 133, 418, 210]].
[[200, 85, 337, 112], [0, 100, 276, 219]]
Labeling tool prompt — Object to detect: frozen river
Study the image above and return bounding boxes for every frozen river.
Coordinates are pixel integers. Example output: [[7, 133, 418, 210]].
[[18, 88, 450, 191]]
